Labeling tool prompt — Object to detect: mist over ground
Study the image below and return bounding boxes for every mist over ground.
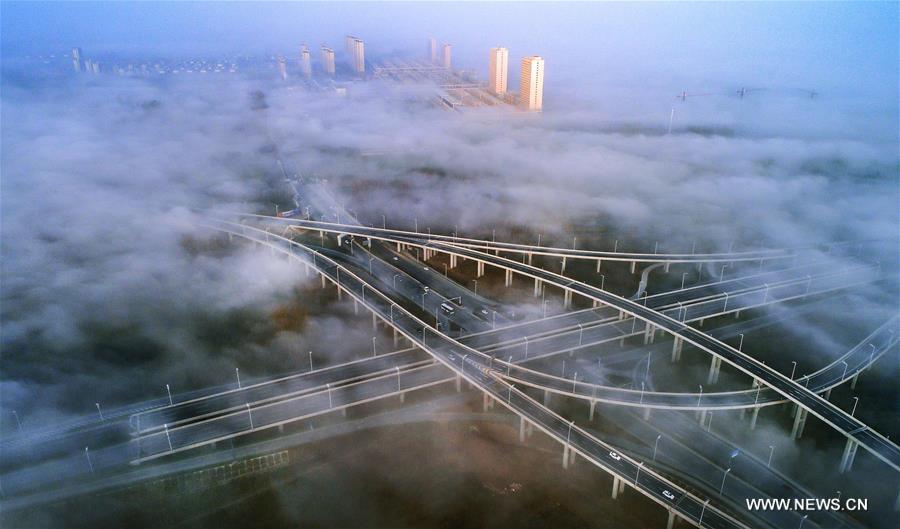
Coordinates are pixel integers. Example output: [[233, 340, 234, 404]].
[[0, 5, 898, 525]]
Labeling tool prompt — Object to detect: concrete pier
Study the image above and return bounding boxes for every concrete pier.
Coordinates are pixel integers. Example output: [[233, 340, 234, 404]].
[[790, 407, 808, 440], [534, 278, 542, 297], [476, 261, 485, 278], [707, 357, 722, 384], [839, 438, 859, 473], [564, 290, 573, 309], [749, 407, 760, 429]]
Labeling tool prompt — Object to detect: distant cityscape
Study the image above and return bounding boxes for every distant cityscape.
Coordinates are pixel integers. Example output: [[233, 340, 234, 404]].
[[65, 36, 544, 112]]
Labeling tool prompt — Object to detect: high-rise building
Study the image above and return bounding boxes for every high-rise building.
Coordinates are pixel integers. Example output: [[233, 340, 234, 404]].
[[442, 44, 452, 69], [72, 47, 83, 72], [299, 46, 312, 78], [349, 38, 365, 74], [277, 55, 287, 80], [488, 47, 508, 95], [345, 35, 356, 56], [429, 37, 438, 63], [519, 56, 544, 111], [321, 46, 335, 76]]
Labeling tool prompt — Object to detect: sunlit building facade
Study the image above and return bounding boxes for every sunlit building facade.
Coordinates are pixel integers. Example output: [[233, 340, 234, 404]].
[[519, 56, 544, 111], [299, 46, 311, 78], [488, 47, 508, 95], [321, 46, 335, 75], [442, 44, 452, 69], [429, 37, 438, 63]]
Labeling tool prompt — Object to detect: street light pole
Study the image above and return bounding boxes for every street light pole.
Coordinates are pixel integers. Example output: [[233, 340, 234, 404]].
[[235, 368, 241, 389], [681, 272, 688, 290], [309, 351, 313, 372], [697, 385, 703, 407], [372, 336, 377, 357], [738, 333, 745, 352], [600, 274, 605, 290], [790, 361, 797, 380], [166, 384, 173, 406], [851, 396, 859, 417], [472, 279, 478, 296], [699, 499, 709, 524], [95, 402, 104, 421], [635, 461, 644, 486], [841, 361, 848, 380], [720, 467, 731, 494], [767, 445, 775, 467], [653, 435, 661, 461]]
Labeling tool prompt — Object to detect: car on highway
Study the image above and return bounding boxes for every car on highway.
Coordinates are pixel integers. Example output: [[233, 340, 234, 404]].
[[662, 490, 676, 501], [608, 451, 622, 461], [473, 306, 491, 321], [440, 302, 456, 316]]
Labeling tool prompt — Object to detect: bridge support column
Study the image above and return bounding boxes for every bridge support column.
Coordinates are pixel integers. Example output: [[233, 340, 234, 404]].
[[399, 392, 405, 403], [562, 445, 570, 469], [707, 357, 722, 384], [643, 408, 651, 420], [630, 261, 636, 274], [824, 388, 832, 401], [321, 273, 327, 289], [337, 286, 343, 301], [450, 254, 458, 268], [596, 259, 602, 272], [643, 323, 654, 345], [476, 261, 485, 278], [666, 509, 677, 529], [278, 424, 284, 433], [455, 375, 462, 393], [561, 256, 567, 274], [589, 400, 597, 421], [504, 269, 513, 287], [749, 406, 760, 430], [592, 300, 600, 308], [519, 416, 527, 443], [850, 372, 859, 389], [353, 299, 358, 315], [839, 438, 859, 473], [372, 312, 377, 331], [612, 476, 620, 499], [543, 390, 551, 406], [483, 392, 494, 412], [664, 262, 671, 273], [564, 290, 573, 309], [534, 278, 542, 297], [735, 310, 741, 319], [791, 407, 809, 440], [671, 338, 683, 362], [699, 409, 707, 426], [393, 328, 399, 346], [527, 252, 533, 266], [342, 408, 348, 417]]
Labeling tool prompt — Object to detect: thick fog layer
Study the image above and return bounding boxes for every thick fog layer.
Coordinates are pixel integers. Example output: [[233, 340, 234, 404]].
[[1, 1, 897, 478]]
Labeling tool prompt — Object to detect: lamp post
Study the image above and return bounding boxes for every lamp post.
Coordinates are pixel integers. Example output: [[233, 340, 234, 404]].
[[738, 333, 745, 352], [719, 467, 731, 494], [372, 336, 377, 357], [841, 360, 848, 380], [681, 272, 688, 290], [600, 274, 606, 290], [523, 336, 529, 359], [798, 514, 808, 529], [635, 461, 644, 486], [85, 446, 94, 473], [166, 384, 173, 406], [767, 445, 775, 467], [699, 499, 709, 524], [472, 279, 478, 296], [309, 351, 313, 372], [697, 385, 703, 407], [851, 396, 859, 417], [790, 361, 797, 380], [653, 434, 661, 461], [95, 402, 104, 421]]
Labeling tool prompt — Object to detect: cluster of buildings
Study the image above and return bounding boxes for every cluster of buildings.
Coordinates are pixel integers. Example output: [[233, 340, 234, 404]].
[[71, 47, 101, 74], [486, 46, 544, 111], [276, 36, 364, 81]]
